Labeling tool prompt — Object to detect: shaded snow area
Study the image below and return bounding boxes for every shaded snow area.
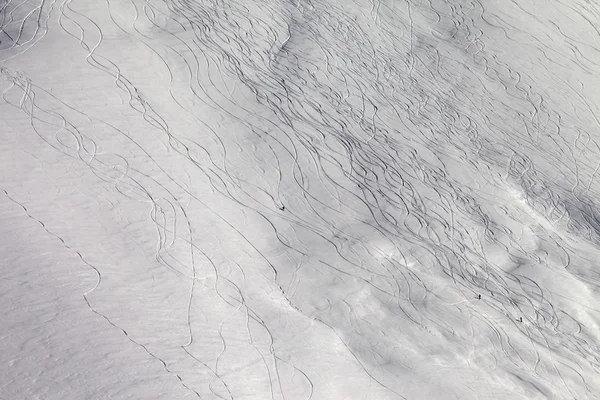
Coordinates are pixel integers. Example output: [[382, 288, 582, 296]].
[[3, 0, 600, 399]]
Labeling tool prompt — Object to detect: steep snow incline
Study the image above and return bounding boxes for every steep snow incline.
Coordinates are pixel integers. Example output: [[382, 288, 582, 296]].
[[2, 0, 600, 399]]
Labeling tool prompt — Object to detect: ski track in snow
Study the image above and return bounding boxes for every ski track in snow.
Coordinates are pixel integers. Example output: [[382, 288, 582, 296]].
[[2, 0, 600, 398]]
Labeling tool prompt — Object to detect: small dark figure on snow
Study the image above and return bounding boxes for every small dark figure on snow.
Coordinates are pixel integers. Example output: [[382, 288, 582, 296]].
[[477, 294, 481, 300], [279, 205, 285, 211], [518, 317, 523, 323]]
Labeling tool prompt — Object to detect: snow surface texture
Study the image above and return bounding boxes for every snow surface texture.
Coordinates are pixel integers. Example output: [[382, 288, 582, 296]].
[[2, 0, 600, 399]]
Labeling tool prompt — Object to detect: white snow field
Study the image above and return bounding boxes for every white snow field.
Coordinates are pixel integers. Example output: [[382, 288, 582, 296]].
[[2, 0, 600, 398]]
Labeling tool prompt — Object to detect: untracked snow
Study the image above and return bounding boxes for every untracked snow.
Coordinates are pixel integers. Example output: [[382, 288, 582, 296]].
[[2, 0, 600, 399]]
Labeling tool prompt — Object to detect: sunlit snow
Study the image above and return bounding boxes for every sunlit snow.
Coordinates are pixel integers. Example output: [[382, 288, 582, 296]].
[[2, 0, 600, 399]]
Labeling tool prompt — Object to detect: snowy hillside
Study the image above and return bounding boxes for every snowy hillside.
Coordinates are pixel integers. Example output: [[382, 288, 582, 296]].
[[2, 0, 600, 398]]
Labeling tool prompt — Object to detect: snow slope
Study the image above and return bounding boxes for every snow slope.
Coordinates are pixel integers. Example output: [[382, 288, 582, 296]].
[[2, 0, 600, 398]]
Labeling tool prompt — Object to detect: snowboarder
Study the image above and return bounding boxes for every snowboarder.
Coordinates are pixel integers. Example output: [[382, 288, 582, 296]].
[[477, 294, 481, 300]]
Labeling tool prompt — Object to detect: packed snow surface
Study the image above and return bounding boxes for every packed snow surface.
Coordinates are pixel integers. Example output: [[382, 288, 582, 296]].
[[2, 0, 600, 399]]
